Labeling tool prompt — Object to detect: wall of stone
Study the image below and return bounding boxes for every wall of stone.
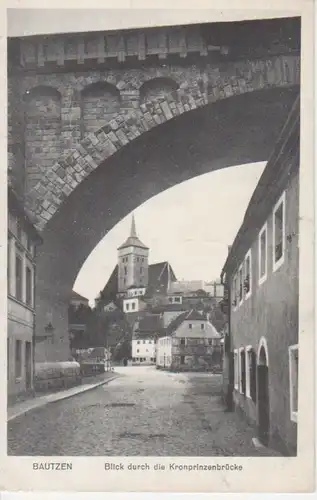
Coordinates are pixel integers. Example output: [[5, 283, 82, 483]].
[[8, 54, 299, 202], [82, 82, 121, 136], [24, 86, 62, 190]]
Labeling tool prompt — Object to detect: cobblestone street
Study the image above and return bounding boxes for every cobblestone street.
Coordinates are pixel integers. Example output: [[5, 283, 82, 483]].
[[8, 366, 276, 456]]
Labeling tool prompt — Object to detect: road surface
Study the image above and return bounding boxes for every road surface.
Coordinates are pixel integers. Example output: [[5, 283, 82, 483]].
[[8, 366, 273, 456]]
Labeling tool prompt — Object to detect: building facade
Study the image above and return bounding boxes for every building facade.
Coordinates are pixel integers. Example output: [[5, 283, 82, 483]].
[[132, 315, 161, 364], [221, 96, 299, 456], [7, 188, 42, 399], [156, 310, 222, 371], [68, 291, 91, 351]]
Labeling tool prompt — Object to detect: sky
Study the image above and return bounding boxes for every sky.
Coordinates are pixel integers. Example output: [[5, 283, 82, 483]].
[[74, 162, 266, 306]]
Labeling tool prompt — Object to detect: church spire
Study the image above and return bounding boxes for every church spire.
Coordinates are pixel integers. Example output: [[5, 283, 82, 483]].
[[130, 214, 137, 237]]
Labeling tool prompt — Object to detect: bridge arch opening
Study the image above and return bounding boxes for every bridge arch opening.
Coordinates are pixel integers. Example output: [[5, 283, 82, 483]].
[[31, 86, 299, 362]]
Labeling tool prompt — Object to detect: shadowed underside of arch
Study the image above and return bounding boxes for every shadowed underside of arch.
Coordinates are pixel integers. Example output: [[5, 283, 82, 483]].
[[33, 86, 299, 362], [25, 54, 300, 231]]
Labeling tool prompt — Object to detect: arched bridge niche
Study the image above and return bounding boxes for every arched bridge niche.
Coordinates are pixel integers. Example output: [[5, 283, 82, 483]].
[[32, 86, 299, 362]]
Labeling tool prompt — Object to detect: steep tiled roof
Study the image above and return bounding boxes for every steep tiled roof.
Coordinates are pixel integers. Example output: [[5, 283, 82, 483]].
[[71, 290, 89, 303], [151, 303, 186, 314], [165, 311, 189, 336], [135, 314, 162, 334], [184, 309, 208, 321], [98, 261, 177, 303], [146, 262, 177, 296]]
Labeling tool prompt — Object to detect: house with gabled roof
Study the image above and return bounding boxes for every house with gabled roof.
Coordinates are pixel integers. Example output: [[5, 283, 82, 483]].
[[156, 309, 222, 372]]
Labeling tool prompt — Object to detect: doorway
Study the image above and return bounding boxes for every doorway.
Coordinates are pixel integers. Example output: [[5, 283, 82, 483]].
[[25, 341, 32, 390], [257, 345, 270, 446]]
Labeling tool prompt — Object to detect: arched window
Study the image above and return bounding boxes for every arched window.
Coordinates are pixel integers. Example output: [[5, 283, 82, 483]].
[[81, 81, 121, 135], [139, 77, 179, 104]]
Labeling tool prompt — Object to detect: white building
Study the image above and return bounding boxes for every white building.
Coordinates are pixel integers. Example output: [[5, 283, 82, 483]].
[[156, 336, 172, 369], [123, 295, 147, 314], [132, 337, 156, 364], [132, 315, 162, 364]]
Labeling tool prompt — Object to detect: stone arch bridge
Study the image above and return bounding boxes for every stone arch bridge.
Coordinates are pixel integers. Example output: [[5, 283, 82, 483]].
[[7, 21, 300, 361]]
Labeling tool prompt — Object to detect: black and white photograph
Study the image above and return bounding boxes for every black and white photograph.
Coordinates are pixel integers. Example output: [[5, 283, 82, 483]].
[[3, 4, 315, 493]]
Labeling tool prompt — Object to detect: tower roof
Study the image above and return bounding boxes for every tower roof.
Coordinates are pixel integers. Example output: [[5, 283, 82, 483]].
[[117, 214, 149, 250]]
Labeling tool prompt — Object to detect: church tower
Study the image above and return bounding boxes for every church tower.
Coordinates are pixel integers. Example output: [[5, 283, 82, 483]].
[[117, 215, 149, 293]]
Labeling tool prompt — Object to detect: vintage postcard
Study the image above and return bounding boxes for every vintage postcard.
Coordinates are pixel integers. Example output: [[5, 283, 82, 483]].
[[0, 1, 315, 493]]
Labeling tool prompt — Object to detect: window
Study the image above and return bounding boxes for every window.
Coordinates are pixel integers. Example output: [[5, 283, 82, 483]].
[[126, 303, 130, 311], [137, 257, 139, 262], [26, 234, 32, 253], [232, 275, 237, 308], [124, 266, 127, 275], [15, 254, 23, 302], [16, 219, 22, 242], [208, 339, 213, 345], [169, 298, 173, 303], [15, 339, 22, 378], [246, 346, 257, 402], [234, 349, 239, 390], [7, 338, 9, 379], [238, 266, 243, 304], [175, 297, 181, 303], [25, 266, 33, 307], [201, 323, 204, 330], [136, 349, 139, 353], [140, 266, 143, 274], [180, 356, 185, 364], [189, 324, 192, 329], [273, 192, 286, 271], [289, 344, 298, 422], [244, 251, 251, 299], [137, 340, 140, 344], [7, 238, 11, 294], [132, 302, 135, 310], [239, 348, 246, 395], [180, 338, 185, 345], [259, 223, 268, 284], [143, 340, 146, 344]]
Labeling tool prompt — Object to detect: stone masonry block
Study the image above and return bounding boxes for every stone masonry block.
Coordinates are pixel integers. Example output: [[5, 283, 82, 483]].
[[17, 54, 299, 228]]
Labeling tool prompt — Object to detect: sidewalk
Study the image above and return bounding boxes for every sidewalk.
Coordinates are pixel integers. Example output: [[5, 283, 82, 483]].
[[8, 371, 120, 422]]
